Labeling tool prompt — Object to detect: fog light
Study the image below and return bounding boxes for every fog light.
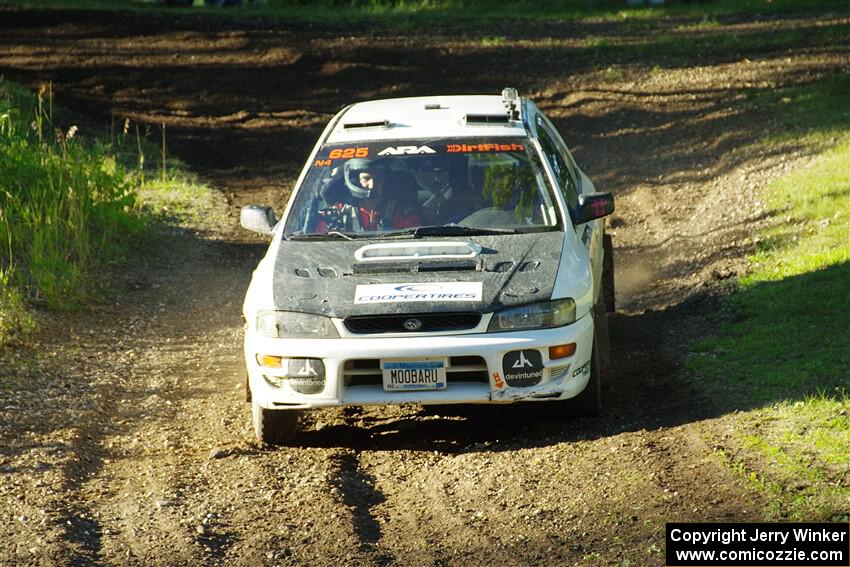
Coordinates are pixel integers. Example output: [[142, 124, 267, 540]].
[[257, 354, 284, 368], [549, 343, 576, 360], [287, 358, 326, 395]]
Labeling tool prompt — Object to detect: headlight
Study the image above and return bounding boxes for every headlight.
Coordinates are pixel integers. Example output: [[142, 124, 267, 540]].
[[487, 298, 576, 332], [256, 310, 339, 339]]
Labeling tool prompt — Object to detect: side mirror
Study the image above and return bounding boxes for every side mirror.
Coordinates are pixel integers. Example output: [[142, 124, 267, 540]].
[[240, 205, 277, 236], [574, 192, 614, 225]]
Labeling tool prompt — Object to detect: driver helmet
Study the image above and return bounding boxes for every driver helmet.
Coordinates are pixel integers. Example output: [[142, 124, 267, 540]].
[[343, 157, 386, 199]]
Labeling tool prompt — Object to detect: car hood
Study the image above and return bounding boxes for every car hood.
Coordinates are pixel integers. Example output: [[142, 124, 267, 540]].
[[271, 233, 564, 317]]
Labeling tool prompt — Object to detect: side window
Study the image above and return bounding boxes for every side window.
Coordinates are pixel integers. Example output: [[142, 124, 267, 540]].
[[535, 116, 578, 212]]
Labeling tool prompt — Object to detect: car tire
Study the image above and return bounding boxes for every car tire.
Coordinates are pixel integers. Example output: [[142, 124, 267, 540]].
[[252, 401, 299, 445], [603, 233, 615, 313], [564, 344, 602, 418]]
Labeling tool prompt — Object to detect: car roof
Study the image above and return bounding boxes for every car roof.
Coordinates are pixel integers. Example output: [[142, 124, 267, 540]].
[[324, 94, 532, 144]]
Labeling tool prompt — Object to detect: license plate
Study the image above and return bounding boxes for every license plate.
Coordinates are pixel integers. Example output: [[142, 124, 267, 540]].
[[382, 360, 447, 391]]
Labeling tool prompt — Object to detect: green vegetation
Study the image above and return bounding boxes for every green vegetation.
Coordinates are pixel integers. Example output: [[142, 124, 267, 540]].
[[690, 73, 850, 520], [751, 73, 850, 146], [2, 0, 849, 24], [0, 79, 218, 346], [0, 80, 141, 317]]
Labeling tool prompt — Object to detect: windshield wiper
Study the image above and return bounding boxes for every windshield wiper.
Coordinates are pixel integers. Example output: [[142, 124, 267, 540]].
[[289, 231, 358, 241], [375, 225, 519, 239]]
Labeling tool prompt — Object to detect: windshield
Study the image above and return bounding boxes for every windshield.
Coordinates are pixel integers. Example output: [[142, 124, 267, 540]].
[[283, 138, 562, 239]]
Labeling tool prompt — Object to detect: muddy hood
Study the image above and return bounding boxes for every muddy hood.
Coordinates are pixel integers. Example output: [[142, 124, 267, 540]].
[[270, 233, 564, 318]]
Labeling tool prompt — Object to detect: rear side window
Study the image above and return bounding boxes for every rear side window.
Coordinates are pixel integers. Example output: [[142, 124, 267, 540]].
[[535, 116, 579, 213]]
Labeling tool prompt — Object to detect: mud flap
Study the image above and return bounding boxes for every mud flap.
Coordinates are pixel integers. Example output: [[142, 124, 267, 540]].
[[603, 233, 615, 313], [592, 302, 612, 390], [242, 356, 252, 402]]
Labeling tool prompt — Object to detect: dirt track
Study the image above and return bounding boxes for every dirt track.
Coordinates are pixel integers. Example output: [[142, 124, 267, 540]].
[[1, 6, 848, 566]]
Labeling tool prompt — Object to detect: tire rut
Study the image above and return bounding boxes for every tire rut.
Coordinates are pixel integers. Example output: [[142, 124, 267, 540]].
[[328, 450, 396, 565]]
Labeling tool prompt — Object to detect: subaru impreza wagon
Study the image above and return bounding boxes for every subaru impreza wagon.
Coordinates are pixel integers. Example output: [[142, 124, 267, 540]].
[[240, 88, 615, 444]]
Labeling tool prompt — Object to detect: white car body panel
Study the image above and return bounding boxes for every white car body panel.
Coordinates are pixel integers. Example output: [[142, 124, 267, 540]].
[[245, 316, 594, 409]]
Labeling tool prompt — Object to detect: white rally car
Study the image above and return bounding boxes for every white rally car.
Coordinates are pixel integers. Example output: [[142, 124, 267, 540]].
[[241, 89, 614, 444]]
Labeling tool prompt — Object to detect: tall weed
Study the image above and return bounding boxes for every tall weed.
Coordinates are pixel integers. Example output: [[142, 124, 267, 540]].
[[0, 79, 142, 342]]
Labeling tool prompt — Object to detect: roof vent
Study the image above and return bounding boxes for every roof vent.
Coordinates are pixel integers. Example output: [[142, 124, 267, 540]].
[[343, 120, 390, 130], [464, 113, 510, 125]]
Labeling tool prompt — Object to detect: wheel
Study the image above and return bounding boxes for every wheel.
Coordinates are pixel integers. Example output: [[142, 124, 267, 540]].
[[602, 233, 615, 313], [251, 401, 299, 445]]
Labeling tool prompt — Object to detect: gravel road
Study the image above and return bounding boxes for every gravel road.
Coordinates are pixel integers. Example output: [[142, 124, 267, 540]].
[[1, 6, 846, 565]]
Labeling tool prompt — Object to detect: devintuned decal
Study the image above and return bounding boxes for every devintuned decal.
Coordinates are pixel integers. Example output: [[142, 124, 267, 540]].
[[354, 282, 483, 304], [378, 146, 435, 156], [492, 371, 505, 389], [572, 359, 591, 377], [502, 350, 543, 387]]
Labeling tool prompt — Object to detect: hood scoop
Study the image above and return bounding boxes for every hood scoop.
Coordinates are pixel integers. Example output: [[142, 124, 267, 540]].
[[354, 241, 482, 262], [353, 259, 479, 275]]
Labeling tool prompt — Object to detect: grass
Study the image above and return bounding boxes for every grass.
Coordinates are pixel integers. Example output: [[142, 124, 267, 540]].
[[0, 79, 221, 347], [2, 0, 849, 24], [689, 72, 850, 520], [0, 80, 142, 317]]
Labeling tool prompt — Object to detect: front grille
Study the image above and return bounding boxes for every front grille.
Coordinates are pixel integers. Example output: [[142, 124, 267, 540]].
[[343, 356, 488, 386], [344, 312, 481, 334]]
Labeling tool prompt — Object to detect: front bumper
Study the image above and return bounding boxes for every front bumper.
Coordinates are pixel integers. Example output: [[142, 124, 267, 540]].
[[245, 315, 594, 410]]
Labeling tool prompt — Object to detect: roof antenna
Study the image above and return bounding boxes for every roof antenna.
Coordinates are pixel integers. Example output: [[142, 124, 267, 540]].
[[502, 87, 520, 121]]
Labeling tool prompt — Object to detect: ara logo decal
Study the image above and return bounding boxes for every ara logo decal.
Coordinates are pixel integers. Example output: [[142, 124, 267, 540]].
[[377, 146, 436, 156]]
